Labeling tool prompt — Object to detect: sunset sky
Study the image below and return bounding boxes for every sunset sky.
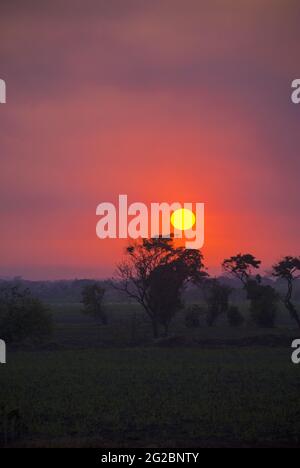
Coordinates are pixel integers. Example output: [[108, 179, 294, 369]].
[[0, 1, 299, 279]]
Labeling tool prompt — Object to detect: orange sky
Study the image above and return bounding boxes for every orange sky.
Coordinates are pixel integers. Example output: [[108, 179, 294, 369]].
[[0, 1, 299, 279]]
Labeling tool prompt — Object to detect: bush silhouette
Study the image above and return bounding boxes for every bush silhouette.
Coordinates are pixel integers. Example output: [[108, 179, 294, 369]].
[[81, 283, 107, 325], [247, 280, 278, 328], [0, 286, 52, 344], [203, 279, 232, 326], [185, 305, 203, 328], [227, 306, 244, 327]]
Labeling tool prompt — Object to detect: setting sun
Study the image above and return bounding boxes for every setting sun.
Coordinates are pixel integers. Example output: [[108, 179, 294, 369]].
[[171, 208, 195, 231]]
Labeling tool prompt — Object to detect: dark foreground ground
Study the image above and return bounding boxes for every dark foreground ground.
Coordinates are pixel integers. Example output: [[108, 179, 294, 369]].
[[1, 347, 300, 447], [0, 302, 299, 448]]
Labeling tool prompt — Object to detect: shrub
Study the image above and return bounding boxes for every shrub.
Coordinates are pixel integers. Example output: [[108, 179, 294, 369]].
[[0, 286, 52, 344], [185, 305, 203, 328], [247, 281, 278, 328], [81, 283, 107, 324], [204, 279, 232, 326], [227, 306, 244, 327], [250, 299, 277, 328]]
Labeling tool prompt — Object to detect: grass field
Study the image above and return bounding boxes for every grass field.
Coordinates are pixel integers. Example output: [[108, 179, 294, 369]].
[[0, 347, 299, 447], [1, 302, 300, 447]]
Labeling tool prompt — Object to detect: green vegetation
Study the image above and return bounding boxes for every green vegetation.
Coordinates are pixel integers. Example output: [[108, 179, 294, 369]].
[[0, 250, 299, 447], [0, 346, 299, 447], [0, 302, 299, 447], [0, 285, 52, 345]]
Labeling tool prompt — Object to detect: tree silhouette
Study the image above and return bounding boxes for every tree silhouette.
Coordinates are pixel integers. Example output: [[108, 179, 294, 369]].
[[81, 283, 107, 325], [203, 279, 232, 326], [272, 256, 300, 328], [147, 262, 184, 336], [115, 237, 207, 337], [222, 253, 261, 285], [246, 279, 278, 327], [222, 253, 278, 327]]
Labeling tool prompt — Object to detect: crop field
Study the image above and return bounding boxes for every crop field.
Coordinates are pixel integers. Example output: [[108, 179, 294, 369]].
[[0, 302, 299, 447], [1, 347, 299, 447]]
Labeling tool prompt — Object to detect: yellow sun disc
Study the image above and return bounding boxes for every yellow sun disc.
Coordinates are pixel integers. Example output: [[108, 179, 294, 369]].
[[171, 208, 195, 231]]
